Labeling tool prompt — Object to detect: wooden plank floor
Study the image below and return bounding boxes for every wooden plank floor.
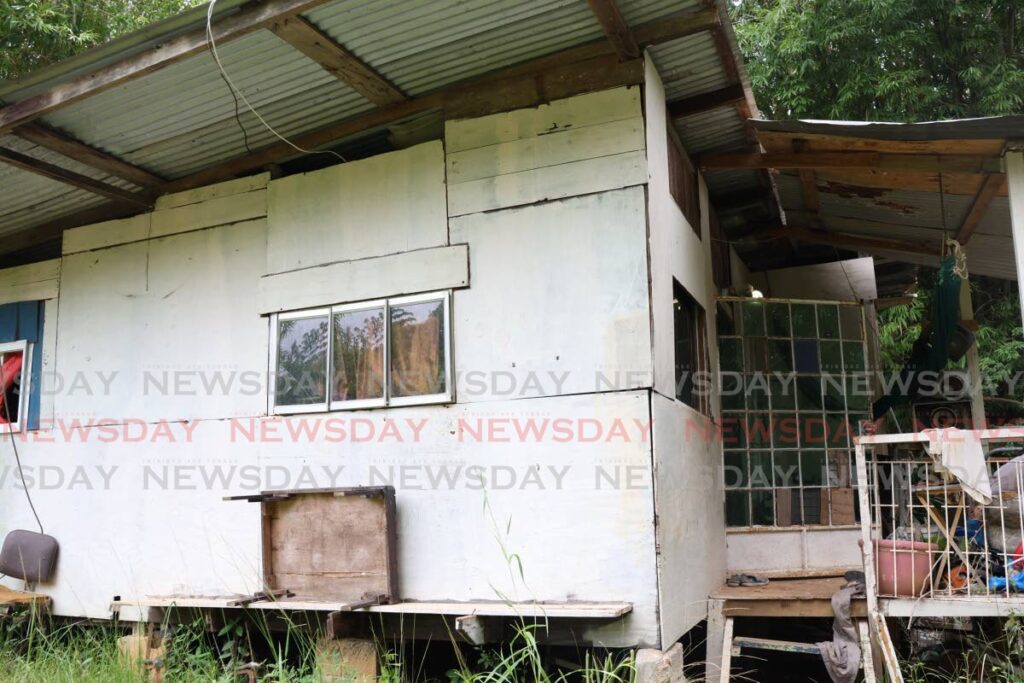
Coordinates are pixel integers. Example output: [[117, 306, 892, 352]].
[[712, 577, 867, 618], [0, 584, 50, 606]]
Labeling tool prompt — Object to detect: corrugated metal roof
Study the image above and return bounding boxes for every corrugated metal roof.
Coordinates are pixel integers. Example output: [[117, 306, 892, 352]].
[[41, 30, 373, 178], [649, 32, 730, 102], [0, 0, 772, 264], [307, 0, 605, 96]]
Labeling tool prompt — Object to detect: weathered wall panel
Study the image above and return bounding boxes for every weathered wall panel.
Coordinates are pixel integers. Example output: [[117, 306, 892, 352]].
[[55, 219, 269, 422], [266, 142, 448, 274], [644, 57, 726, 645], [451, 188, 651, 401], [258, 244, 469, 314], [0, 258, 60, 304], [445, 87, 646, 217]]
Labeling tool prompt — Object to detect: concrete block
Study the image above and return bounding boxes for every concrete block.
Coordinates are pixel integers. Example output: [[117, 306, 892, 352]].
[[636, 642, 686, 683], [317, 638, 378, 682]]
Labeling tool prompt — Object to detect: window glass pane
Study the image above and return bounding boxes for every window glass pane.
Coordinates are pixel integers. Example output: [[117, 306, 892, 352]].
[[839, 306, 863, 340], [332, 307, 385, 402], [794, 339, 819, 373], [773, 451, 799, 487], [817, 304, 840, 338], [767, 302, 790, 337], [749, 451, 772, 488], [0, 350, 24, 425], [275, 316, 328, 406], [843, 341, 866, 371], [724, 452, 747, 488], [769, 376, 796, 410], [791, 304, 817, 337], [768, 339, 793, 372], [721, 373, 745, 410], [742, 301, 765, 336], [750, 490, 775, 525], [719, 338, 743, 372], [391, 298, 447, 398], [725, 491, 750, 527]]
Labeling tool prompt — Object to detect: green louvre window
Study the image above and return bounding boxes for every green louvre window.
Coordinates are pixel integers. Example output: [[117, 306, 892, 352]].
[[716, 297, 870, 529]]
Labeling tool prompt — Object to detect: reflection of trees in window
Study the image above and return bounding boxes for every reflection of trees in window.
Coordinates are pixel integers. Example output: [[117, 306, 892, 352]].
[[276, 317, 328, 405], [390, 301, 445, 398], [333, 309, 385, 401]]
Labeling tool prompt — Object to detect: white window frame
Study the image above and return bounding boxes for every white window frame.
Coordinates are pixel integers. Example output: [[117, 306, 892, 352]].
[[269, 291, 453, 414], [387, 291, 453, 408], [0, 340, 31, 434], [329, 299, 388, 411], [270, 307, 331, 415]]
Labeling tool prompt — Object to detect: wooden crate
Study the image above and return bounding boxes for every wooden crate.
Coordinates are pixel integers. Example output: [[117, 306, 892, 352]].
[[240, 487, 398, 605]]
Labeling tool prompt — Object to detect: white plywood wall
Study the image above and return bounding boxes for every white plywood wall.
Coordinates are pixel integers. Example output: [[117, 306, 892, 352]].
[[451, 188, 651, 401], [266, 142, 447, 274], [445, 87, 647, 216], [0, 92, 668, 648], [644, 57, 727, 645]]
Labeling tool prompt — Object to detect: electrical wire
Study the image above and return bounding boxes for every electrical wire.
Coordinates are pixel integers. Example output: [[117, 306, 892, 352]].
[[205, 0, 345, 163], [0, 355, 43, 535]]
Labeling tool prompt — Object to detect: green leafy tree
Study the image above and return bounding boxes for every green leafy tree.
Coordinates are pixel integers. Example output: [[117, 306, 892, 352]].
[[0, 0, 202, 83], [731, 0, 1024, 408], [731, 0, 1024, 121]]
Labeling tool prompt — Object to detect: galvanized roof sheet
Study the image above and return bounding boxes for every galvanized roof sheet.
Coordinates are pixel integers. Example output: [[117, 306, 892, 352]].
[[0, 0, 769, 265]]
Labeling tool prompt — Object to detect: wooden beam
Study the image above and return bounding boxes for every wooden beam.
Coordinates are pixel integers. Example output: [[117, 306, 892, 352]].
[[0, 0, 335, 133], [701, 151, 1001, 173], [0, 147, 153, 208], [799, 171, 820, 212], [587, 0, 639, 60], [775, 225, 942, 257], [13, 122, 165, 189], [956, 173, 1006, 243], [0, 202, 139, 256], [667, 83, 745, 119], [269, 16, 405, 106]]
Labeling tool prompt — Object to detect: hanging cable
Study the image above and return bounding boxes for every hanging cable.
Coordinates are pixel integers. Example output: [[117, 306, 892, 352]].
[[0, 355, 43, 534], [205, 0, 346, 163]]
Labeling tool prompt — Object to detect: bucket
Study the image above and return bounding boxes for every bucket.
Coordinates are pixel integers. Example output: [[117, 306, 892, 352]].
[[859, 538, 937, 597]]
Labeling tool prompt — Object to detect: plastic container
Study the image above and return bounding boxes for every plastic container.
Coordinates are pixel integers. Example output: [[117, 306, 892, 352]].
[[860, 538, 937, 597]]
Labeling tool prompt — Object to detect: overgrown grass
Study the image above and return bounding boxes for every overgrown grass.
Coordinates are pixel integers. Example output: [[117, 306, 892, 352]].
[[0, 610, 635, 682]]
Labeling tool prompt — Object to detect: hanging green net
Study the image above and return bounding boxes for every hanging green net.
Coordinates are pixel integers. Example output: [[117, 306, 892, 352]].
[[871, 255, 961, 419]]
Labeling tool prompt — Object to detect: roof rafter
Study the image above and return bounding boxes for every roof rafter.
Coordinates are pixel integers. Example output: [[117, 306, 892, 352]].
[[586, 0, 640, 60], [764, 225, 942, 257], [701, 151, 1002, 174], [955, 173, 1006, 244], [667, 83, 745, 119], [0, 0, 336, 134], [269, 16, 405, 106], [13, 122, 165, 189], [0, 147, 153, 208]]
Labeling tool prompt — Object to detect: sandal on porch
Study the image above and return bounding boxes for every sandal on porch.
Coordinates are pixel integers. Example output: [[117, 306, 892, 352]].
[[726, 574, 770, 587]]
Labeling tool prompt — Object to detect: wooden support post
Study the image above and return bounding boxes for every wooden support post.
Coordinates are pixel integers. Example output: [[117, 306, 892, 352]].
[[1005, 150, 1024, 331], [857, 619, 879, 683], [959, 277, 986, 429], [704, 598, 727, 682], [719, 617, 734, 683]]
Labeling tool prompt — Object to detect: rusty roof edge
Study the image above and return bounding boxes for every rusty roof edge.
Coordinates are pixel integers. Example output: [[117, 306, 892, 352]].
[[752, 117, 1024, 143]]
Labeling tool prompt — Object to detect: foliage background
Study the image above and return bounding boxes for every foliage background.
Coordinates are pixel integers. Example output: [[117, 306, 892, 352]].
[[730, 0, 1024, 407], [0, 0, 201, 82]]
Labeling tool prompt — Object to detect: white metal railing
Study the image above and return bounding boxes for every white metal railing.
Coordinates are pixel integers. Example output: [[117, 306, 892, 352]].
[[856, 429, 1024, 603]]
